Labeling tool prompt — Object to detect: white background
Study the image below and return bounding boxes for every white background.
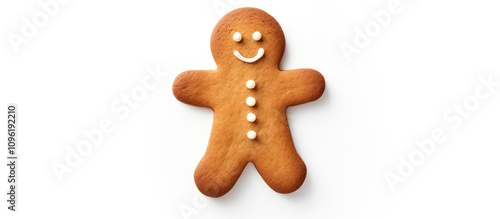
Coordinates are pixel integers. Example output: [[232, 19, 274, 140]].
[[1, 0, 500, 218]]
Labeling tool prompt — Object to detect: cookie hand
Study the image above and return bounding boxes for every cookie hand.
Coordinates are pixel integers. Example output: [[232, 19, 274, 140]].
[[173, 70, 215, 108], [280, 69, 325, 106]]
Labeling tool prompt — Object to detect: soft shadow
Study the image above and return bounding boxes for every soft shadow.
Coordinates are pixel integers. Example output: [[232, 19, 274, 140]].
[[282, 172, 313, 200], [208, 162, 315, 204]]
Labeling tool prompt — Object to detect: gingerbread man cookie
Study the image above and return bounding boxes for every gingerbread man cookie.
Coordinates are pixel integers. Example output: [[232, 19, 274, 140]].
[[173, 7, 325, 197]]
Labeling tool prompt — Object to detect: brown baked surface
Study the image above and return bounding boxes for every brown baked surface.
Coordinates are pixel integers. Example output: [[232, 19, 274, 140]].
[[173, 7, 325, 197]]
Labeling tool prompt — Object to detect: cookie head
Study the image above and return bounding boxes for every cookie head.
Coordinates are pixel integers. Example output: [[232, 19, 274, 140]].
[[210, 8, 286, 68]]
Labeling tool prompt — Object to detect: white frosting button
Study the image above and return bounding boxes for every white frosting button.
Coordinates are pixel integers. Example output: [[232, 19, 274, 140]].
[[247, 130, 257, 139], [247, 113, 256, 122], [246, 97, 256, 106], [246, 80, 256, 89]]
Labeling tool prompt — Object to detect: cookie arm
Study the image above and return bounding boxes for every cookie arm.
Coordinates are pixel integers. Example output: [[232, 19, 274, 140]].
[[172, 70, 214, 108], [280, 69, 325, 106]]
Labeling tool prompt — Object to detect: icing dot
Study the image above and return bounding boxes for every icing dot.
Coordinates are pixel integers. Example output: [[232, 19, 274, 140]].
[[247, 130, 257, 139], [247, 113, 256, 122], [233, 32, 242, 42], [246, 80, 256, 89], [252, 31, 262, 41], [246, 97, 256, 106]]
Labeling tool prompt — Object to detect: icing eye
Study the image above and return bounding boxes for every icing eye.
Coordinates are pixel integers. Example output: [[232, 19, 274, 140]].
[[233, 32, 242, 42], [252, 31, 262, 41]]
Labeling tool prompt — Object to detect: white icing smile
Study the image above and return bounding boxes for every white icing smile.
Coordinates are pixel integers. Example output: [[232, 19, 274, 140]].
[[233, 48, 265, 63], [232, 31, 264, 63]]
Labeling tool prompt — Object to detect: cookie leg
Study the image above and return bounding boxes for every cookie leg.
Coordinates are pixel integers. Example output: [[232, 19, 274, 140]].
[[194, 151, 248, 197], [253, 148, 307, 194]]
